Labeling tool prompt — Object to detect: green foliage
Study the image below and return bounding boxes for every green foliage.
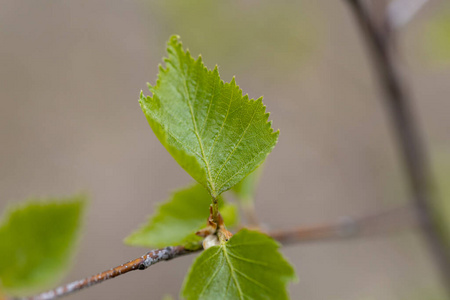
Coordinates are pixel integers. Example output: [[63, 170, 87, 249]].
[[137, 36, 293, 299], [232, 166, 263, 205], [0, 196, 85, 295], [431, 152, 450, 251], [402, 285, 447, 300], [182, 229, 296, 300], [424, 4, 450, 64], [124, 184, 238, 248], [140, 36, 279, 199]]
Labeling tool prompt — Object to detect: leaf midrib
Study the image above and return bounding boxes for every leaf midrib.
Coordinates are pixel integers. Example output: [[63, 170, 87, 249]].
[[222, 245, 244, 300], [181, 72, 216, 196]]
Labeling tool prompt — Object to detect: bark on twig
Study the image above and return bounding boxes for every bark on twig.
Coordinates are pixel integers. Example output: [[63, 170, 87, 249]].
[[10, 2, 446, 299], [17, 206, 414, 300], [18, 246, 195, 300]]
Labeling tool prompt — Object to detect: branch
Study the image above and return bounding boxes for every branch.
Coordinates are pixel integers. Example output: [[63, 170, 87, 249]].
[[270, 206, 415, 244], [16, 206, 414, 300], [344, 0, 450, 294], [17, 246, 197, 300]]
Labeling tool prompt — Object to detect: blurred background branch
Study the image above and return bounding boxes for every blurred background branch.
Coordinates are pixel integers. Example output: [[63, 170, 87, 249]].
[[1, 0, 450, 299], [345, 0, 450, 295], [16, 206, 416, 300]]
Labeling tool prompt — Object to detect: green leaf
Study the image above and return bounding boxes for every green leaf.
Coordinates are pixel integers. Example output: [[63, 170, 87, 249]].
[[431, 152, 450, 251], [232, 166, 263, 205], [423, 5, 450, 64], [182, 229, 296, 300], [124, 184, 238, 248], [140, 35, 279, 198], [0, 196, 85, 295]]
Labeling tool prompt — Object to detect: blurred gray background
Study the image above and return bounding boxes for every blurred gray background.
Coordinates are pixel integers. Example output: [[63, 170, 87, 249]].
[[1, 0, 449, 299]]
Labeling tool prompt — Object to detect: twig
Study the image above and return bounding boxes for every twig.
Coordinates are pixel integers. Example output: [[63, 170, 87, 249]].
[[270, 206, 415, 244], [17, 206, 414, 300], [344, 0, 450, 294], [18, 246, 197, 300]]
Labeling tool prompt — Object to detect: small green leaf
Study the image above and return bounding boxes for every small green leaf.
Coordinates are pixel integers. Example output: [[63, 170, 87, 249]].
[[431, 152, 450, 251], [182, 229, 296, 300], [0, 196, 85, 295], [423, 5, 450, 64], [218, 202, 238, 227], [124, 184, 238, 248], [232, 166, 263, 205], [140, 36, 279, 198]]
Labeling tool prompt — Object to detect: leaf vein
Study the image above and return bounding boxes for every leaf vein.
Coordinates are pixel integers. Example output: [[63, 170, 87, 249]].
[[216, 145, 273, 192], [227, 251, 269, 267], [206, 87, 234, 163], [198, 254, 226, 298], [166, 130, 203, 159], [233, 268, 274, 293], [199, 77, 217, 137], [213, 103, 259, 183], [223, 245, 245, 300], [197, 247, 222, 267], [227, 241, 270, 248]]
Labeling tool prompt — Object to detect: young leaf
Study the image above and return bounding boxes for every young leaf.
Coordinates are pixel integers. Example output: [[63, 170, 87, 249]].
[[140, 35, 279, 198], [423, 5, 450, 64], [124, 184, 238, 248], [232, 166, 263, 205], [0, 196, 85, 295], [182, 229, 296, 300], [431, 152, 450, 251]]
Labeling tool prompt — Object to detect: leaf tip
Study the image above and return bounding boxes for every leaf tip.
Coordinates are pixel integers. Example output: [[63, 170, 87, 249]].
[[158, 63, 166, 73], [168, 34, 181, 46], [185, 49, 193, 60], [122, 234, 136, 246]]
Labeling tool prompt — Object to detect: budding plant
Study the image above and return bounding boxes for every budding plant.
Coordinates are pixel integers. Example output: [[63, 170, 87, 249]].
[[132, 35, 295, 298], [0, 36, 296, 299], [1, 2, 447, 299]]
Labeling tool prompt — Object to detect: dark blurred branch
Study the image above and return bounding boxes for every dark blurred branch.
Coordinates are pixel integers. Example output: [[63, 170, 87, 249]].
[[16, 206, 414, 300], [9, 2, 445, 299], [344, 0, 450, 294], [270, 206, 415, 244]]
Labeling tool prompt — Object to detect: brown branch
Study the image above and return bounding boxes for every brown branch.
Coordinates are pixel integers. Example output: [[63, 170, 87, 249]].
[[270, 205, 415, 244], [10, 2, 443, 299], [344, 0, 450, 294], [17, 246, 197, 300], [16, 206, 414, 300]]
